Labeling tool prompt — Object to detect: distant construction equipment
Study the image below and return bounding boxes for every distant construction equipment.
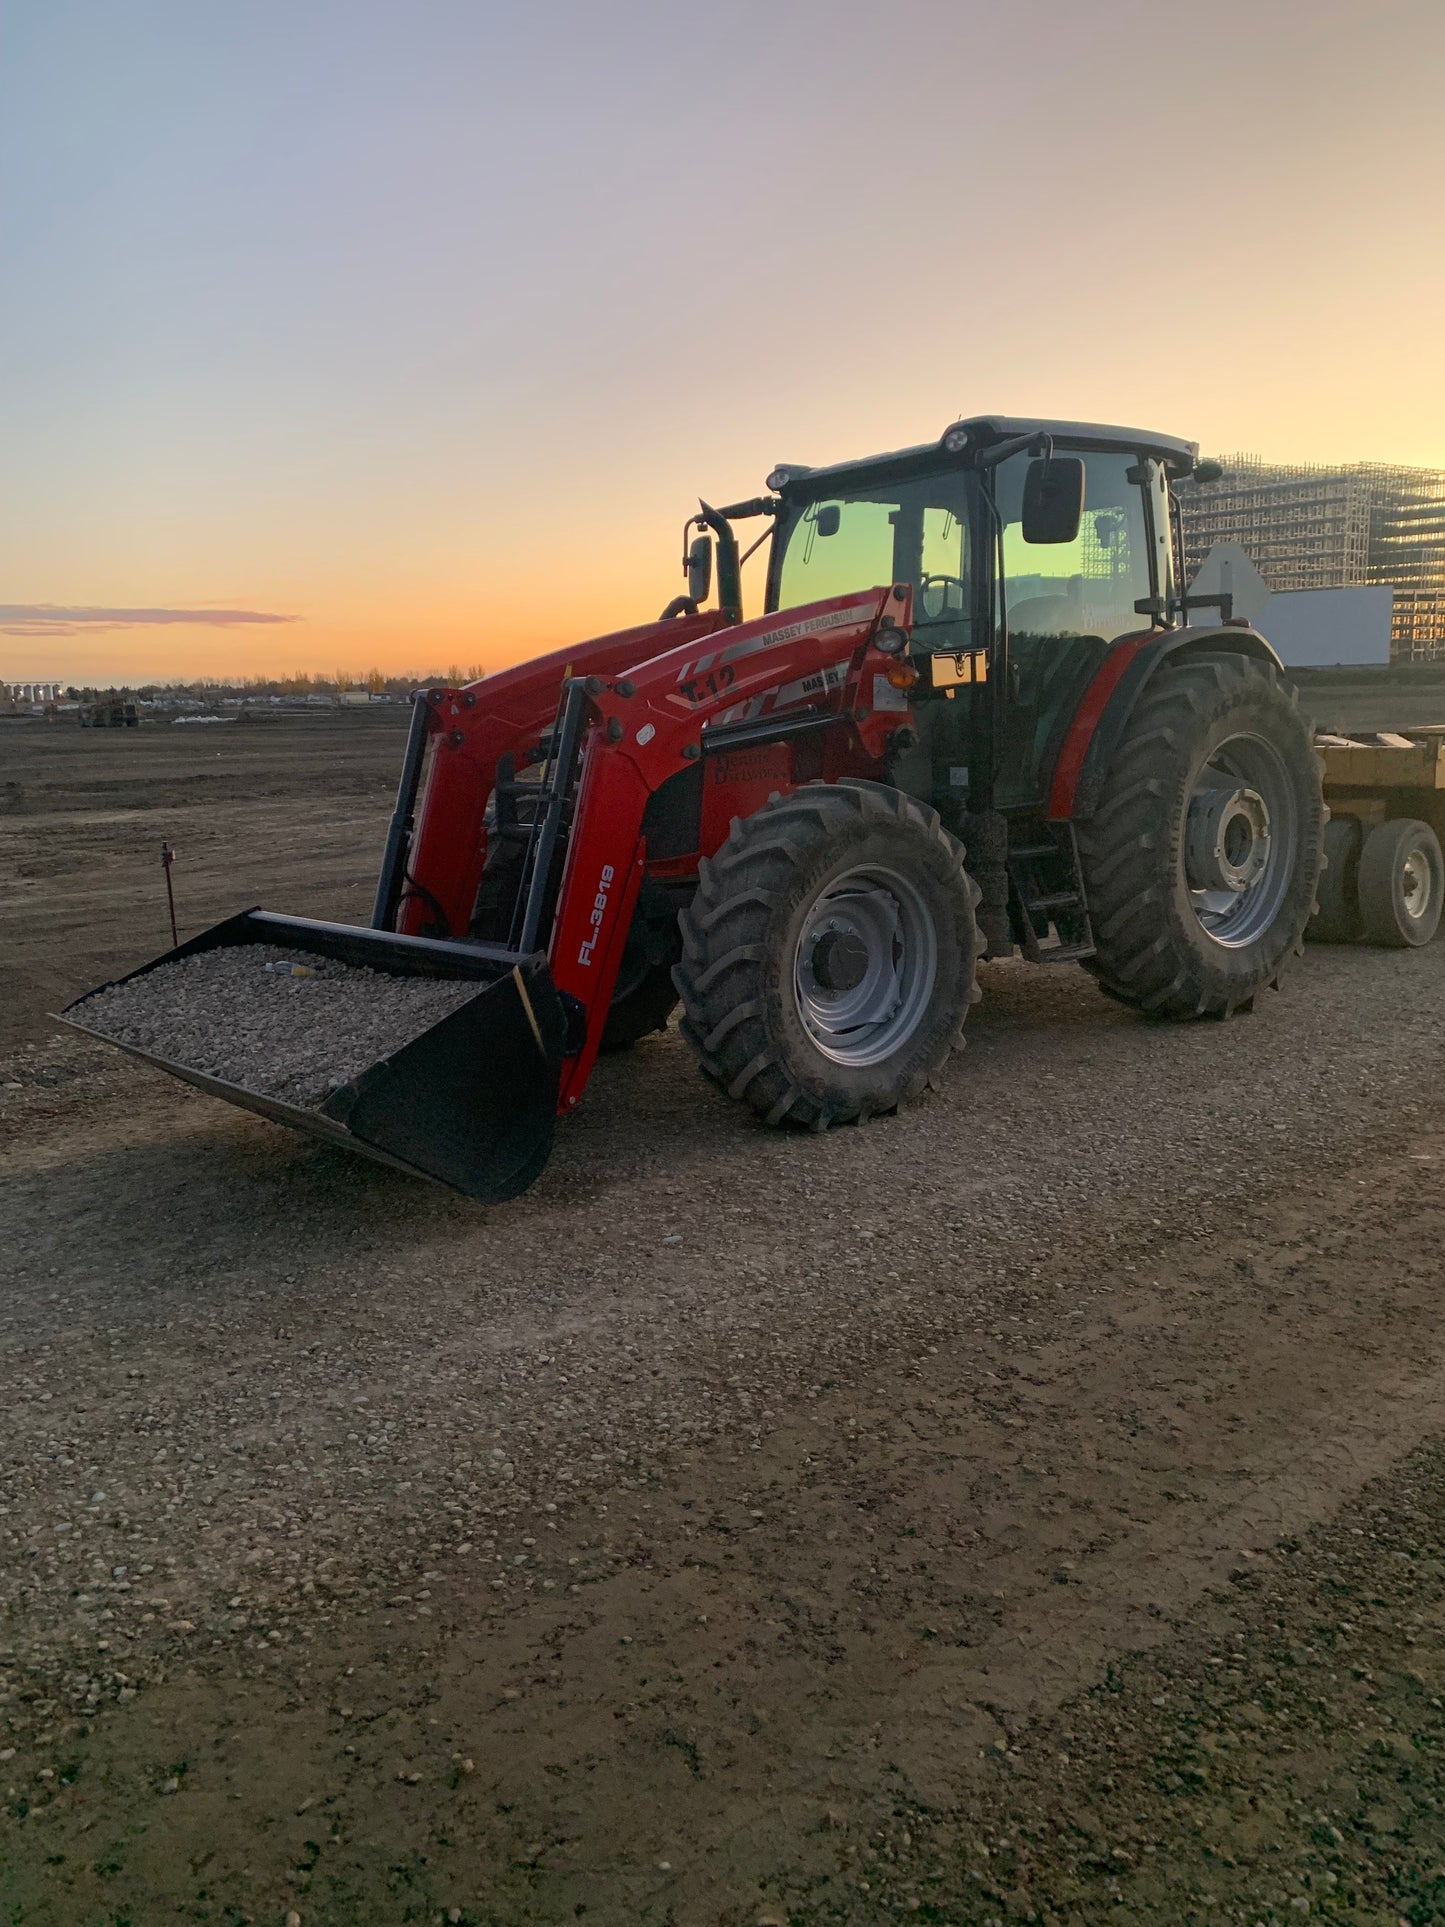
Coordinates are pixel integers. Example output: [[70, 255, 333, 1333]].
[[1179, 458, 1445, 663], [80, 695, 139, 727]]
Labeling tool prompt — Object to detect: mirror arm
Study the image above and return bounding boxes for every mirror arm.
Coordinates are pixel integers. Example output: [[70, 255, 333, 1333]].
[[714, 496, 781, 521], [975, 430, 1053, 472], [1175, 589, 1235, 624]]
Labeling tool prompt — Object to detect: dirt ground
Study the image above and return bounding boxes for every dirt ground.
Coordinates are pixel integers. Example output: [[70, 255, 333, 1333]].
[[0, 711, 408, 1052], [5, 713, 1445, 1927]]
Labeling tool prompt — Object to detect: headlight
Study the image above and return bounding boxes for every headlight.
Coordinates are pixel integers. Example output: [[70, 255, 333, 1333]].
[[940, 422, 971, 454], [765, 466, 792, 491]]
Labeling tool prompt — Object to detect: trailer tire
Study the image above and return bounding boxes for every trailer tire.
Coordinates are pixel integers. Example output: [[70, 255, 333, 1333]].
[[1079, 652, 1323, 1018], [1308, 817, 1364, 944], [1357, 817, 1444, 947], [674, 781, 980, 1129]]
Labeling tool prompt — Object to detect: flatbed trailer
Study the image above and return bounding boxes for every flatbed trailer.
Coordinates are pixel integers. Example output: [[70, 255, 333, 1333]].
[[1312, 726, 1445, 946]]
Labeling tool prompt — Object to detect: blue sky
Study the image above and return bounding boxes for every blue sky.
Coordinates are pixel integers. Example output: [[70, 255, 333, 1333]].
[[2, 0, 1442, 680]]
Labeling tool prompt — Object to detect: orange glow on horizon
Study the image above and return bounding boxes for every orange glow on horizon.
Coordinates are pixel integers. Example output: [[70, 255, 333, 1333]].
[[8, 410, 1445, 689], [3, 0, 1442, 688]]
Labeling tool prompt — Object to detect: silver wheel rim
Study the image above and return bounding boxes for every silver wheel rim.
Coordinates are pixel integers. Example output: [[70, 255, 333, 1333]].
[[1402, 843, 1436, 922], [1184, 732, 1299, 949], [793, 864, 938, 1067]]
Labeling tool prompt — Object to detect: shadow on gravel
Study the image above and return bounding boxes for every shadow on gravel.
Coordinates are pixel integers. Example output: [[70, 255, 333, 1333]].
[[0, 962, 1193, 1269], [0, 1115, 472, 1282], [0, 1037, 766, 1311], [17, 945, 1406, 1276]]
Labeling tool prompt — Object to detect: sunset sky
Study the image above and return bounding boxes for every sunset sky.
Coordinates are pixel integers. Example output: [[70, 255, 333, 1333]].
[[2, 0, 1443, 686]]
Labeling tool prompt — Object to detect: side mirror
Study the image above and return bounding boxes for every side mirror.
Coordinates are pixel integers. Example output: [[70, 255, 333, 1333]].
[[814, 503, 841, 538], [1021, 457, 1085, 545], [686, 533, 713, 605]]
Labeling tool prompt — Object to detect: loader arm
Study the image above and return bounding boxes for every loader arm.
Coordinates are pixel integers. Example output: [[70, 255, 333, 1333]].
[[545, 585, 916, 1109], [396, 611, 731, 940]]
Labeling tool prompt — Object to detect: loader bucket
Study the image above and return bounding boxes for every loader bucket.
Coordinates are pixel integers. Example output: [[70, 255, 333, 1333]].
[[59, 909, 568, 1203]]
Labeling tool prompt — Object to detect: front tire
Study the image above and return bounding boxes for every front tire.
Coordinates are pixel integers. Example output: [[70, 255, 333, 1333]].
[[1079, 652, 1324, 1018], [674, 781, 981, 1128]]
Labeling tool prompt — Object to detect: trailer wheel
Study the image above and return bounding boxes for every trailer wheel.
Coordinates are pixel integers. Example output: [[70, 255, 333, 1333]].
[[1357, 818, 1444, 947], [1307, 817, 1364, 944], [674, 781, 980, 1128], [1079, 652, 1323, 1018]]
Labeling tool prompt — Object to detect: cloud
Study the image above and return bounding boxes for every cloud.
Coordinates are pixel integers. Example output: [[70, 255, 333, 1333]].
[[0, 604, 299, 638]]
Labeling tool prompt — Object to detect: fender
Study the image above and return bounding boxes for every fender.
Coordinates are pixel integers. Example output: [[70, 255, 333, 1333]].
[[1047, 623, 1284, 821]]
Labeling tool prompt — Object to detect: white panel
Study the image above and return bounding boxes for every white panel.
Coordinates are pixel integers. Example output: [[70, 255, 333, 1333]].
[[1188, 541, 1393, 666], [1256, 586, 1393, 667]]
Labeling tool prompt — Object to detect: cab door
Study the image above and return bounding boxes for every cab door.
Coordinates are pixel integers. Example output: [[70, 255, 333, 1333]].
[[992, 450, 1158, 808]]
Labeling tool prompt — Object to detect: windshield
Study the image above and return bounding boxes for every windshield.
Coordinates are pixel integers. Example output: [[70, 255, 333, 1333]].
[[769, 468, 979, 654]]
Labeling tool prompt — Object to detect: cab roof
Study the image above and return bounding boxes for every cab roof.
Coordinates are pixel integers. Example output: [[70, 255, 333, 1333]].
[[770, 415, 1200, 492]]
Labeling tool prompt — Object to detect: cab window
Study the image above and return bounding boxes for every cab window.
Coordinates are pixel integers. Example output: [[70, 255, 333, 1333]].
[[773, 476, 974, 653], [996, 451, 1151, 643], [776, 498, 895, 608]]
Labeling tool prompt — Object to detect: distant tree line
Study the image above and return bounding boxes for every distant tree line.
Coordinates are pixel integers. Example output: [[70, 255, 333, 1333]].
[[59, 664, 490, 702]]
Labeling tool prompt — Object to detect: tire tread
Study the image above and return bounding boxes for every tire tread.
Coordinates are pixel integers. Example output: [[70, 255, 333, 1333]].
[[674, 780, 979, 1127]]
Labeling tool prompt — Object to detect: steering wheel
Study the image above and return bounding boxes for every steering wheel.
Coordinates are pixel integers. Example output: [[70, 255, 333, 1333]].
[[917, 573, 966, 624]]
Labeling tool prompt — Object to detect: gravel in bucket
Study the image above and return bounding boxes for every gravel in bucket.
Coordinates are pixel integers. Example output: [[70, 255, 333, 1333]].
[[73, 945, 481, 1109]]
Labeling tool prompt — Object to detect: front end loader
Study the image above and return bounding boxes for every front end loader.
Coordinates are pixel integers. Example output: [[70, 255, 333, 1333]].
[[67, 415, 1325, 1200]]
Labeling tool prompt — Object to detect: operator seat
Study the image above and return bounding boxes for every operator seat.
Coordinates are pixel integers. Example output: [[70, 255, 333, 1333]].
[[1007, 573, 1083, 639]]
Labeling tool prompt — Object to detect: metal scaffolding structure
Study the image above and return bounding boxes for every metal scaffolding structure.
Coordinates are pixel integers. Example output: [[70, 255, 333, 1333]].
[[1179, 456, 1445, 662]]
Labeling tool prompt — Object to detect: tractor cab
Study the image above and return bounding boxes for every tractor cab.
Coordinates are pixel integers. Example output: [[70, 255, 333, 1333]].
[[758, 417, 1191, 819]]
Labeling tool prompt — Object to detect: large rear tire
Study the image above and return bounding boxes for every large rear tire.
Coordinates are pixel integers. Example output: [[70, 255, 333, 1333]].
[[674, 781, 981, 1128], [1078, 652, 1324, 1018]]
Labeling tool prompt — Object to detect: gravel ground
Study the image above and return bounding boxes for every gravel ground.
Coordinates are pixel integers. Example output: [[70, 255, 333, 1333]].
[[71, 944, 479, 1108], [795, 1432, 1445, 1925], [5, 935, 1445, 1923]]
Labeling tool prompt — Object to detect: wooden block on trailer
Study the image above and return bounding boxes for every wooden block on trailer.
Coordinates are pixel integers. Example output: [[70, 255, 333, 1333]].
[[1321, 738, 1445, 793]]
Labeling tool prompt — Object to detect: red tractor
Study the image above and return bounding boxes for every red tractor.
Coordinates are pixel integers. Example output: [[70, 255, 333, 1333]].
[[68, 416, 1324, 1200]]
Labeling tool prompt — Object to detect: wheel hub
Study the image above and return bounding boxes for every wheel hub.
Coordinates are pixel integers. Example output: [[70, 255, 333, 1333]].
[[810, 927, 870, 993], [1186, 783, 1270, 895], [1183, 731, 1300, 949], [1403, 846, 1434, 920], [793, 866, 939, 1068]]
